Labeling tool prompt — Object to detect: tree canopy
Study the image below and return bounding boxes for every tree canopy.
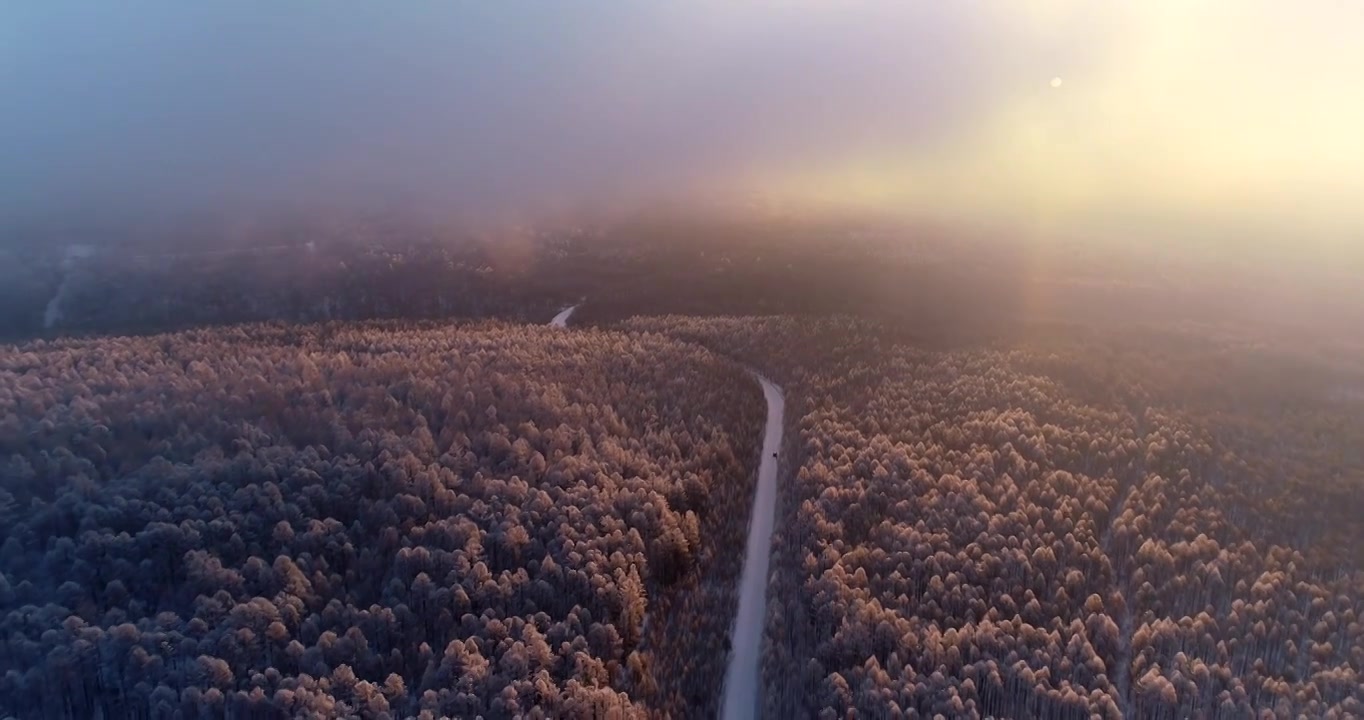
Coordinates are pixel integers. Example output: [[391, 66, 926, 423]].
[[0, 321, 763, 718], [627, 315, 1364, 719]]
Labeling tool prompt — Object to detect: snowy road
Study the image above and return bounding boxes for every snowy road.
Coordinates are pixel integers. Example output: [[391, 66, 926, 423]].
[[549, 305, 578, 327], [547, 306, 784, 716], [721, 374, 785, 720]]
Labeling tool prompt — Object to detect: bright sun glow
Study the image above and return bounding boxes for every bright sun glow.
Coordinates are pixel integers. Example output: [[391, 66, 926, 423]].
[[736, 1, 1364, 254]]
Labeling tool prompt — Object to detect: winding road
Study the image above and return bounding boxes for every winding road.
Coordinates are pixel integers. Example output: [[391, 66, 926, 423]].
[[721, 375, 784, 720], [546, 307, 785, 717], [549, 305, 577, 328]]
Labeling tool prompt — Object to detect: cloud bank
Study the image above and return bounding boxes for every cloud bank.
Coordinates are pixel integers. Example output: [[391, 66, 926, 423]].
[[4, 2, 1361, 253]]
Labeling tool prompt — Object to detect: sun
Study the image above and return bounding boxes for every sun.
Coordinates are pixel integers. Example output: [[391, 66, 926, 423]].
[[1050, 77, 1063, 89]]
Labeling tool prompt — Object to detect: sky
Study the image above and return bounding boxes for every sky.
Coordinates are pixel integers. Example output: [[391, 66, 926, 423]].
[[3, 1, 1362, 255]]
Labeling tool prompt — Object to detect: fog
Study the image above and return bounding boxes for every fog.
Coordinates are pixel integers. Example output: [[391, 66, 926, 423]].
[[4, 2, 1362, 259]]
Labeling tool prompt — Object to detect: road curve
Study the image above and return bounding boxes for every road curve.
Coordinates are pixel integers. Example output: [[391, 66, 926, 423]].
[[546, 308, 783, 716], [549, 305, 578, 328], [721, 374, 785, 720]]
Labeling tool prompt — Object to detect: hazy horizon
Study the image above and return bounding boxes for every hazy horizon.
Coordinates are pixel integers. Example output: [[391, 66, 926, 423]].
[[4, 2, 1362, 261], [2, 8, 1363, 717]]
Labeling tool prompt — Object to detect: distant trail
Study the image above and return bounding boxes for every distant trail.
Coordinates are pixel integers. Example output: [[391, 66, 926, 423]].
[[44, 242, 311, 329], [549, 305, 578, 328], [44, 244, 96, 329], [721, 375, 785, 720]]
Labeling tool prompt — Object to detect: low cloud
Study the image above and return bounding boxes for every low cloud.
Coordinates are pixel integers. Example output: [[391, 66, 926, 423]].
[[3, 2, 1361, 257]]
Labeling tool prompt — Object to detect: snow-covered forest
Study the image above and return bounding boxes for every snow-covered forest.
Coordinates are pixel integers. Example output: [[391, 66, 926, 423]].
[[7, 0, 1364, 715], [0, 322, 764, 718], [624, 315, 1364, 718], [1, 222, 1361, 718]]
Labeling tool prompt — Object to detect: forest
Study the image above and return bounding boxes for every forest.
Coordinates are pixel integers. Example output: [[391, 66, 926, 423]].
[[9, 214, 1314, 346], [623, 315, 1364, 718], [0, 322, 764, 718], [8, 0, 1364, 715], [2, 219, 1363, 718]]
